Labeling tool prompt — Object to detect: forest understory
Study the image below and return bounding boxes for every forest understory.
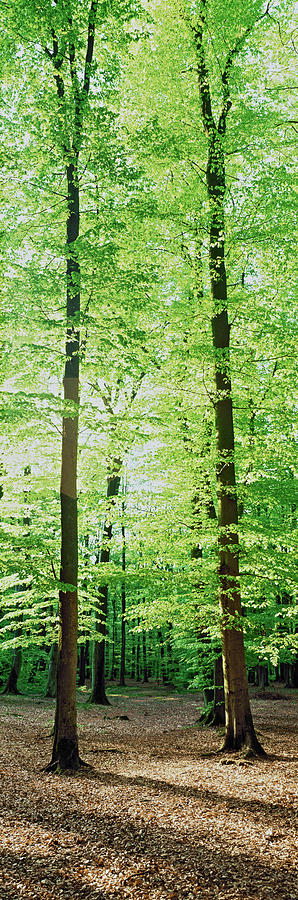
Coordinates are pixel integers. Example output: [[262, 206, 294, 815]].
[[0, 684, 297, 900]]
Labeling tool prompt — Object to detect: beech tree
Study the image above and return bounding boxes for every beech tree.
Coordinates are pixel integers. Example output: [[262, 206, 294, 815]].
[[2, 0, 145, 770], [0, 0, 296, 759], [43, 0, 99, 771], [119, 0, 296, 747], [181, 0, 269, 754]]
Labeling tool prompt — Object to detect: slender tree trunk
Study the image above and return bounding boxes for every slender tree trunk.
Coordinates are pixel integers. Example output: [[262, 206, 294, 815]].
[[131, 627, 136, 679], [142, 630, 148, 683], [119, 501, 126, 687], [201, 655, 225, 725], [110, 594, 116, 680], [158, 629, 168, 684], [136, 618, 140, 681], [91, 587, 109, 703], [3, 593, 23, 695], [167, 622, 173, 684], [50, 158, 80, 771], [3, 467, 31, 696], [90, 466, 121, 704], [85, 640, 90, 680], [78, 643, 87, 687], [44, 0, 98, 771], [45, 642, 59, 698], [189, 7, 265, 755], [213, 655, 225, 724]]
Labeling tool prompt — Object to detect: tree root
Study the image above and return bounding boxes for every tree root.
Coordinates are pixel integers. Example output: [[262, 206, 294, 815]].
[[89, 693, 110, 706], [219, 734, 266, 758], [2, 688, 21, 695], [43, 756, 92, 775]]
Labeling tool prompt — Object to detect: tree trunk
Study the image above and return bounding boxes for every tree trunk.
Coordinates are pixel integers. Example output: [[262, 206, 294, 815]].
[[45, 642, 59, 698], [3, 649, 22, 695], [119, 502, 126, 687], [208, 145, 264, 754], [136, 618, 140, 681], [158, 629, 168, 684], [91, 590, 110, 704], [3, 467, 31, 696], [201, 655, 225, 725], [110, 594, 116, 680], [256, 665, 268, 689], [49, 158, 80, 772], [190, 10, 265, 755], [291, 658, 298, 688], [131, 626, 136, 679], [142, 630, 148, 683], [78, 643, 87, 687], [285, 661, 298, 688], [90, 466, 121, 704], [166, 622, 174, 684], [44, 1, 98, 771]]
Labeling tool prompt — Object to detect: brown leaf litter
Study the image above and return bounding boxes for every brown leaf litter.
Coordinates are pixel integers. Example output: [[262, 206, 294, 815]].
[[0, 684, 297, 900]]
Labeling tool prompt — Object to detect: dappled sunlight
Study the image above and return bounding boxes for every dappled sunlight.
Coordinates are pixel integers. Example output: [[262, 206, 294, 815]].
[[0, 690, 297, 899]]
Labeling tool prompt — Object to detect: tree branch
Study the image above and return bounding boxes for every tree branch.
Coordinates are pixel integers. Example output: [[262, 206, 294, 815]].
[[83, 0, 99, 98], [51, 28, 66, 102], [68, 15, 79, 92], [218, 4, 273, 134], [185, 0, 215, 136]]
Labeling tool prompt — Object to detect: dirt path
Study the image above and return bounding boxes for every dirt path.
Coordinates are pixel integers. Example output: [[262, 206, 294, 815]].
[[0, 685, 297, 900]]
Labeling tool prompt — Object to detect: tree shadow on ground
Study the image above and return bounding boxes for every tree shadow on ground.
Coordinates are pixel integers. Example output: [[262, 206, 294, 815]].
[[0, 804, 297, 900], [77, 768, 297, 826]]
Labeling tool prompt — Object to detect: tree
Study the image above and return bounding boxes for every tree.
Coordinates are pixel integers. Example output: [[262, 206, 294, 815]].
[[181, 0, 273, 754], [2, 0, 147, 768], [120, 0, 296, 744], [36, 0, 98, 771]]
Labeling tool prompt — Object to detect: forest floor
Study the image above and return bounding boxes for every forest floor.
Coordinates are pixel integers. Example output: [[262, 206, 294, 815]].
[[0, 683, 297, 900]]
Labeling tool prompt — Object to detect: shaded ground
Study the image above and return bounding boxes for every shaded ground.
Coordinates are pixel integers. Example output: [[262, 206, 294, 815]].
[[0, 683, 297, 900]]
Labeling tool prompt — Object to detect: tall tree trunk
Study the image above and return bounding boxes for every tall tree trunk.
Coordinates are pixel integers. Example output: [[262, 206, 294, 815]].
[[90, 466, 121, 704], [119, 499, 126, 687], [136, 617, 140, 681], [189, 5, 265, 755], [44, 0, 98, 771], [208, 139, 263, 755], [50, 158, 80, 771]]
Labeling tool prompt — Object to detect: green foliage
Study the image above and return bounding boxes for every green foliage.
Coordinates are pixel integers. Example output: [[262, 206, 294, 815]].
[[0, 0, 297, 695]]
